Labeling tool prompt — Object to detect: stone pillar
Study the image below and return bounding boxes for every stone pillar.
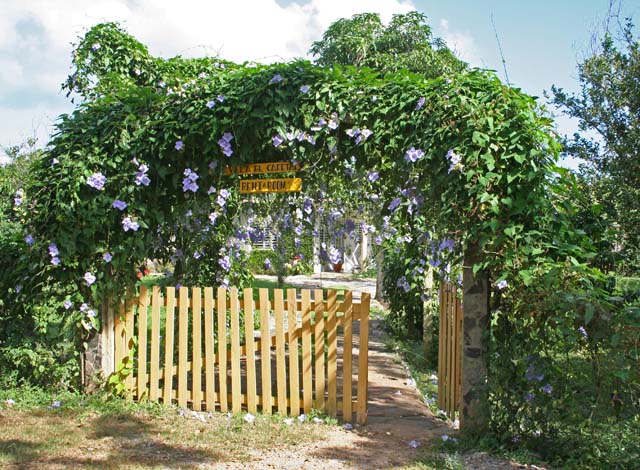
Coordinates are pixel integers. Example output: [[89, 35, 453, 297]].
[[359, 230, 368, 272], [460, 245, 490, 436], [83, 300, 115, 390], [374, 249, 384, 302]]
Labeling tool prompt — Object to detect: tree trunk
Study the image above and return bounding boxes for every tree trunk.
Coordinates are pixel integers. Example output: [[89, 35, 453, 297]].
[[460, 245, 490, 436]]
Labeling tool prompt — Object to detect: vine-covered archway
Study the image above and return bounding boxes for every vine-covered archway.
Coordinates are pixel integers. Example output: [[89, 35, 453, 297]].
[[17, 23, 560, 434]]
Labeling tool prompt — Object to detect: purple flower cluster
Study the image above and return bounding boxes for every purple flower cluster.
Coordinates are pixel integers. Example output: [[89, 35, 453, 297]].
[[388, 197, 402, 212], [103, 252, 112, 262], [122, 216, 140, 232], [218, 132, 234, 157], [397, 276, 411, 293], [216, 188, 231, 208], [218, 255, 231, 271], [367, 171, 379, 183], [416, 97, 426, 110], [135, 164, 150, 186], [48, 243, 60, 266], [63, 300, 72, 310], [496, 279, 508, 290], [182, 168, 199, 192], [87, 172, 106, 190], [24, 234, 34, 246], [446, 149, 463, 172], [175, 140, 184, 151], [405, 147, 424, 163], [299, 84, 310, 93], [345, 127, 372, 145], [264, 258, 272, 270], [209, 211, 219, 226], [112, 199, 127, 211], [328, 246, 342, 265]]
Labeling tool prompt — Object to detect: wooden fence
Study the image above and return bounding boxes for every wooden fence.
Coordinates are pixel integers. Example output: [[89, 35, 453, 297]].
[[437, 282, 462, 419], [114, 286, 371, 424]]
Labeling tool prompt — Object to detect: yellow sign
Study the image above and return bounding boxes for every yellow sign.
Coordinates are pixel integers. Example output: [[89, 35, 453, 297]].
[[224, 161, 301, 176], [239, 178, 302, 194]]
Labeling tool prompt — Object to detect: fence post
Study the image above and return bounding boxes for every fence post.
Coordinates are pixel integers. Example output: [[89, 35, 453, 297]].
[[460, 245, 490, 436]]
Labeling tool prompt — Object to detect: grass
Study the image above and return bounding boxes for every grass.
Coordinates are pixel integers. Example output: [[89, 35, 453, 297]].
[[0, 386, 328, 469]]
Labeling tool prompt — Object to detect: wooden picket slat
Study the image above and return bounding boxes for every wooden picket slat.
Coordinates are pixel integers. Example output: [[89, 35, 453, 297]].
[[313, 289, 326, 411], [326, 289, 338, 417], [437, 287, 445, 411], [204, 287, 215, 411], [178, 287, 189, 408], [230, 287, 242, 413], [356, 292, 370, 425], [125, 297, 135, 399], [244, 288, 258, 414], [192, 287, 203, 410], [274, 289, 287, 415], [287, 289, 300, 415], [148, 287, 161, 401], [301, 289, 313, 414], [163, 287, 176, 405], [259, 288, 272, 414], [217, 287, 228, 412], [136, 287, 149, 400], [342, 291, 353, 423]]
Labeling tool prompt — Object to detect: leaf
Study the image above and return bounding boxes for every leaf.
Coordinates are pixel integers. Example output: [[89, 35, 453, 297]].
[[584, 304, 595, 325]]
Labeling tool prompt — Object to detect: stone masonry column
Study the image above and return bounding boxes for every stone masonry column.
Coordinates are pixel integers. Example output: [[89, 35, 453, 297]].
[[460, 244, 490, 436]]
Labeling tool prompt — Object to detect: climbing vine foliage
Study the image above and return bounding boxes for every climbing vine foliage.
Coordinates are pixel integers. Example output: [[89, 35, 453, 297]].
[[16, 22, 561, 336]]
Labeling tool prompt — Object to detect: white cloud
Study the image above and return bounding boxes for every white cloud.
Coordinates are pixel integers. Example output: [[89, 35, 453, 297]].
[[438, 17, 480, 67], [0, 0, 416, 147]]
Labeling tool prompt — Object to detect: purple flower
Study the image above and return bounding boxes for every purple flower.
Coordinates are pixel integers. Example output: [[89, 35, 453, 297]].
[[193, 251, 202, 260], [24, 234, 34, 246], [84, 272, 96, 286], [48, 243, 59, 257], [578, 326, 588, 338], [217, 94, 225, 102], [92, 43, 101, 51], [300, 84, 310, 93], [541, 384, 553, 394], [496, 280, 508, 290], [182, 168, 199, 193], [87, 309, 96, 318], [63, 300, 72, 310], [175, 140, 184, 151], [269, 74, 283, 84], [346, 127, 360, 138], [264, 258, 272, 270], [327, 113, 339, 130], [525, 364, 544, 381], [87, 172, 106, 190], [206, 100, 216, 108], [416, 97, 425, 110], [396, 276, 411, 293], [303, 198, 313, 215], [439, 239, 455, 251], [328, 246, 341, 265], [524, 392, 535, 402], [209, 160, 218, 170], [272, 134, 285, 147], [218, 255, 231, 272], [112, 200, 127, 211], [388, 197, 402, 212], [14, 190, 23, 207], [51, 257, 60, 266], [135, 164, 150, 186], [404, 147, 424, 163], [371, 95, 378, 103], [122, 216, 140, 232], [103, 252, 112, 262], [365, 171, 380, 183], [80, 303, 88, 312]]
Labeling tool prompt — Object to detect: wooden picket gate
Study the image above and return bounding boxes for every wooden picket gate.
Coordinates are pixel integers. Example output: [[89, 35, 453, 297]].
[[437, 282, 462, 419], [114, 286, 371, 424]]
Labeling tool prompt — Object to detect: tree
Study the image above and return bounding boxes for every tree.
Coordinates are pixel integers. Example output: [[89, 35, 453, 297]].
[[551, 18, 640, 273], [309, 11, 466, 78]]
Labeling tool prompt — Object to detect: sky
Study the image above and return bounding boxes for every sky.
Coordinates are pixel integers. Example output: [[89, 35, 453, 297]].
[[0, 0, 638, 166]]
